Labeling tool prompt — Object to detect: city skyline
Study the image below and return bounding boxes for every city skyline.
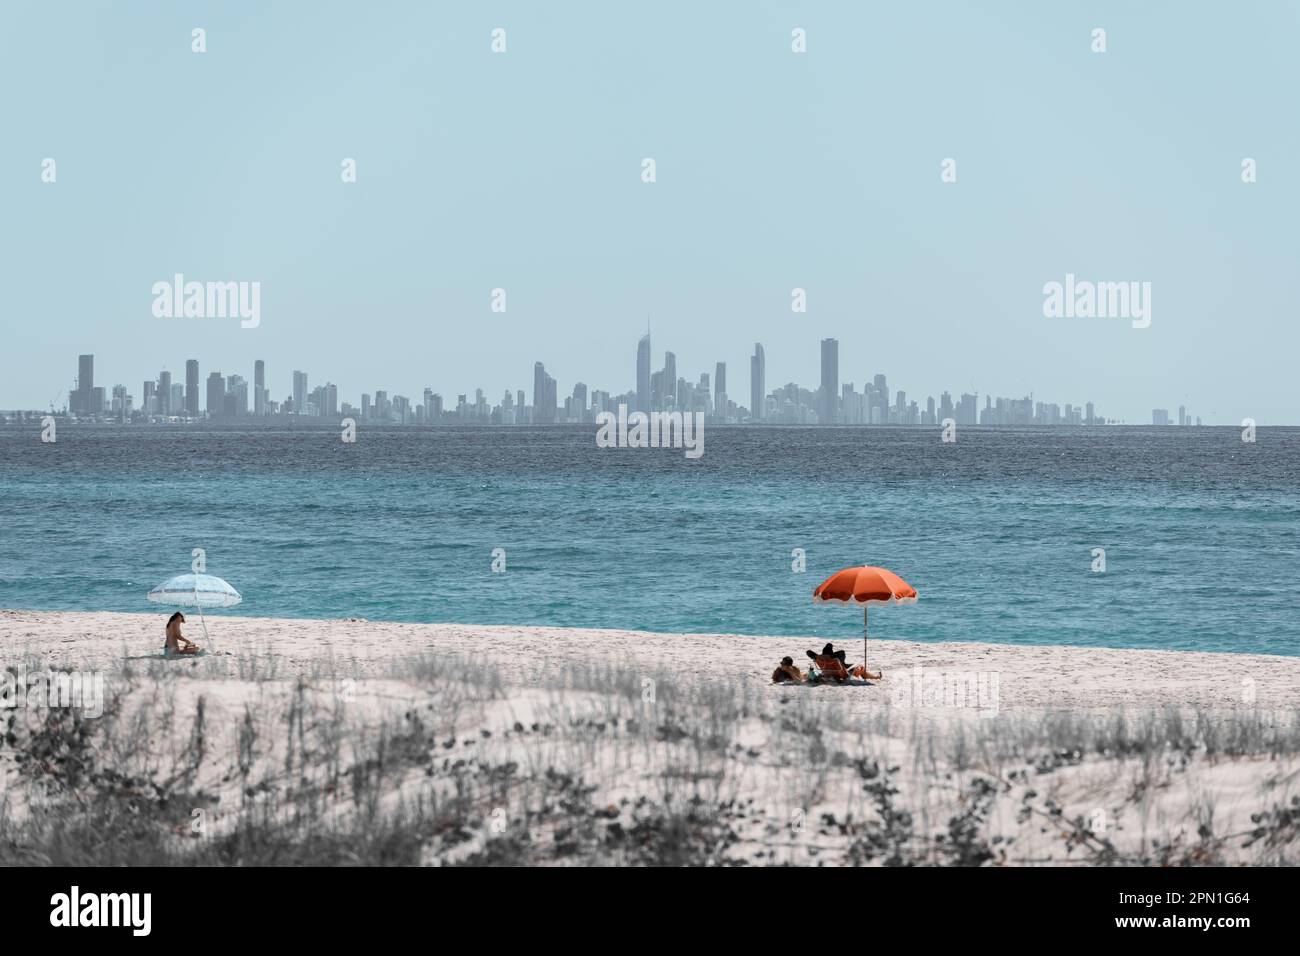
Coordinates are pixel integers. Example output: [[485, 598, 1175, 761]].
[[11, 333, 1218, 428], [4, 5, 1297, 424]]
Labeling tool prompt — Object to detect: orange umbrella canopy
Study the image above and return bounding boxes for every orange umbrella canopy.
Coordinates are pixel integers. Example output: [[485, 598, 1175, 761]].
[[813, 565, 917, 606], [812, 566, 917, 672]]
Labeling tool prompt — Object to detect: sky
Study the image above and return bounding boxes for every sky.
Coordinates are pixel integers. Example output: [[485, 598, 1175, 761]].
[[2, 1, 1297, 422]]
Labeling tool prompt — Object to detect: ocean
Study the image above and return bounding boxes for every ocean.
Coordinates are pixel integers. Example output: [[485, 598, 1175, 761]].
[[1, 424, 1297, 655]]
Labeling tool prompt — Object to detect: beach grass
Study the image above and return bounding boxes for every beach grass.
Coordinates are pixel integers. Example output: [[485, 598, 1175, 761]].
[[3, 641, 1299, 866]]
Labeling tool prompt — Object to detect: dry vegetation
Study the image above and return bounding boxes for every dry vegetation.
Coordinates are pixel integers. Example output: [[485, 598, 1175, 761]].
[[2, 649, 1299, 866]]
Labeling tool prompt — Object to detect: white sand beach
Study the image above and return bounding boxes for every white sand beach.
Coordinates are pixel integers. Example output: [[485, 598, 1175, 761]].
[[4, 608, 1298, 712], [3, 609, 1299, 866]]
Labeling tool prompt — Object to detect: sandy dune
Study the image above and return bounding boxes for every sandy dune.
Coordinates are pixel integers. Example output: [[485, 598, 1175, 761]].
[[4, 608, 1300, 866]]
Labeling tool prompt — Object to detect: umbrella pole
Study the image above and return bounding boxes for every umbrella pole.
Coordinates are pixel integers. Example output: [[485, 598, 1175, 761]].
[[194, 586, 212, 652], [863, 605, 868, 669]]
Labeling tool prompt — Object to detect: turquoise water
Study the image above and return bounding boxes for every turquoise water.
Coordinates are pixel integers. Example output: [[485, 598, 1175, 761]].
[[1, 425, 1297, 655]]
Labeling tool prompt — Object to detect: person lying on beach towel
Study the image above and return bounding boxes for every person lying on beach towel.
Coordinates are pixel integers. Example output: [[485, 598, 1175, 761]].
[[772, 656, 805, 683], [163, 611, 203, 657], [806, 643, 881, 682]]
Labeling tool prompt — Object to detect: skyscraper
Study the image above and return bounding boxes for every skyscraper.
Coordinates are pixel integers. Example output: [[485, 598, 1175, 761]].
[[819, 338, 839, 424], [185, 359, 199, 416], [228, 375, 249, 416], [293, 371, 308, 414], [957, 393, 978, 426], [254, 360, 265, 416], [939, 391, 954, 423], [750, 343, 765, 421], [206, 372, 225, 417], [533, 362, 556, 424], [74, 354, 94, 415], [158, 370, 172, 416], [714, 361, 727, 420], [663, 351, 677, 409], [636, 333, 651, 414], [841, 383, 858, 423]]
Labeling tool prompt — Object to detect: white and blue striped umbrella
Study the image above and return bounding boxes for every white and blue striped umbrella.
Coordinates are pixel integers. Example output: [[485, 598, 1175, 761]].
[[147, 573, 242, 609]]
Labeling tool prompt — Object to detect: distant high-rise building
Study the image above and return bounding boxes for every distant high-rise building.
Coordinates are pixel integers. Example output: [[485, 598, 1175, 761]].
[[143, 380, 156, 415], [841, 383, 859, 424], [636, 333, 651, 413], [663, 351, 677, 409], [185, 360, 199, 416], [206, 372, 225, 417], [1085, 401, 1095, 425], [533, 362, 557, 424], [939, 391, 954, 423], [957, 393, 977, 426], [819, 338, 839, 424], [254, 360, 265, 416], [73, 354, 94, 414], [79, 353, 94, 401], [1153, 408, 1170, 426], [714, 361, 727, 419], [158, 370, 172, 416], [227, 375, 249, 416], [750, 343, 766, 421], [292, 371, 308, 414]]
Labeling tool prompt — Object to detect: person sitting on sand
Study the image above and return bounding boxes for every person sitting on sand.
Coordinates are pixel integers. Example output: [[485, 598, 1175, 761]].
[[806, 643, 880, 682], [163, 611, 202, 656], [772, 656, 805, 683]]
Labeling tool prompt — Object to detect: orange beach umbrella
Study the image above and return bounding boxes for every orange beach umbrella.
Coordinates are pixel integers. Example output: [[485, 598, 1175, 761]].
[[812, 566, 918, 669]]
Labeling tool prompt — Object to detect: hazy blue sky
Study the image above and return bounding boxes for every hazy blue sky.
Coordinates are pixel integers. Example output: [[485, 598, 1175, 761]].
[[3, 1, 1297, 422]]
